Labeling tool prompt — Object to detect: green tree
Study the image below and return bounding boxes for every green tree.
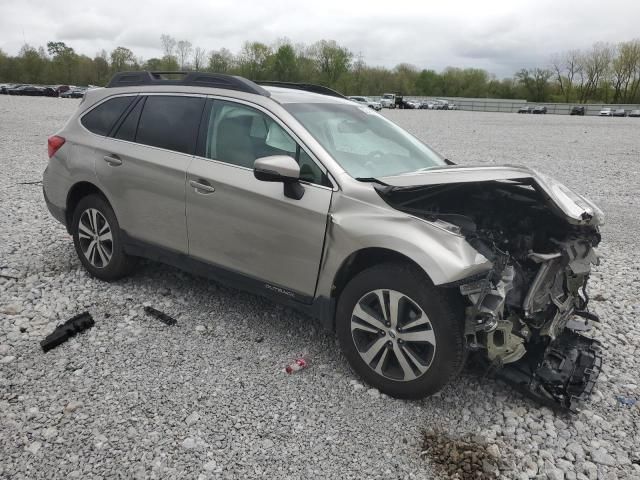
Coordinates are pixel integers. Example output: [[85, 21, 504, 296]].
[[161, 55, 180, 71], [18, 44, 47, 83], [415, 69, 442, 95], [207, 48, 234, 73], [1, 36, 638, 102], [515, 68, 553, 101], [93, 50, 110, 85], [238, 42, 271, 80], [610, 40, 640, 103], [110, 46, 135, 72], [272, 43, 298, 81], [46, 41, 77, 83], [311, 40, 352, 87], [144, 58, 164, 70]]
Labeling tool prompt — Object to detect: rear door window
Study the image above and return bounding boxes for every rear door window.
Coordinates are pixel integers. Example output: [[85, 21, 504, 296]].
[[135, 95, 205, 155], [81, 96, 135, 136]]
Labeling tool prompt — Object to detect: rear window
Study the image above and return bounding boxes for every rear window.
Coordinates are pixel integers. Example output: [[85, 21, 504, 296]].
[[81, 96, 135, 136], [135, 96, 204, 154]]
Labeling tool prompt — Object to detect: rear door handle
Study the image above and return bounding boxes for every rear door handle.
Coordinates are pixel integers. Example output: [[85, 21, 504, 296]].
[[103, 154, 122, 166], [189, 179, 216, 194]]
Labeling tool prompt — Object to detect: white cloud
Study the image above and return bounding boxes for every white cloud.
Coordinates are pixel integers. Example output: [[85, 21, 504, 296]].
[[1, 0, 639, 76]]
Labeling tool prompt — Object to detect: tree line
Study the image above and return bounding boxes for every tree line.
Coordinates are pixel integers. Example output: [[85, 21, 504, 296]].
[[1, 35, 639, 104]]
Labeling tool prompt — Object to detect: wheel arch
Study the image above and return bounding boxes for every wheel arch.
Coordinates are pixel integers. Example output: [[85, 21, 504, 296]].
[[65, 181, 111, 232], [326, 247, 430, 330]]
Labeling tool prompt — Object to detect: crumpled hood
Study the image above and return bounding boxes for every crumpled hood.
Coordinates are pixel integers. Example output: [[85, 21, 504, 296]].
[[378, 165, 604, 226]]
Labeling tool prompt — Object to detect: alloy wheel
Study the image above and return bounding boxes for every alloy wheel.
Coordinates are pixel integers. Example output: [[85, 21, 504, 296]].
[[350, 289, 436, 382], [78, 208, 113, 268]]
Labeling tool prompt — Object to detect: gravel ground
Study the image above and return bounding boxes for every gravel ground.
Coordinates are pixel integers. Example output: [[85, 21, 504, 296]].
[[1, 96, 639, 479]]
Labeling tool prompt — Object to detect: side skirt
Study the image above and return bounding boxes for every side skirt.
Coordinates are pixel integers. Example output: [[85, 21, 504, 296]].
[[121, 232, 336, 330]]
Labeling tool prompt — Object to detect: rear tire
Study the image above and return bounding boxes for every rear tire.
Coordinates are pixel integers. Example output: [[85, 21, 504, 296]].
[[71, 194, 136, 281], [336, 262, 465, 399]]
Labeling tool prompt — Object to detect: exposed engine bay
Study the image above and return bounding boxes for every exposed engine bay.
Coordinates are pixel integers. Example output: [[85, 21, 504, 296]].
[[376, 177, 603, 412]]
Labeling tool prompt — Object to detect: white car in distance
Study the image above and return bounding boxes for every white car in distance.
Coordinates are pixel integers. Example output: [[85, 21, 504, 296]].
[[348, 96, 382, 111]]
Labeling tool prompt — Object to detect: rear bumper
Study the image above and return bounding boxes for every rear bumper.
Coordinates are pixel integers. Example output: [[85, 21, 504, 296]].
[[43, 185, 67, 229]]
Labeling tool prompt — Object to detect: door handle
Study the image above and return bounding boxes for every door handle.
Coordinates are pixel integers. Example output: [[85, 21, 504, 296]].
[[103, 154, 122, 166], [189, 179, 216, 194]]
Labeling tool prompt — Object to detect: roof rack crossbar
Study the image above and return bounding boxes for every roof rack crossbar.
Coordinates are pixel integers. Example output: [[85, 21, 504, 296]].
[[256, 81, 346, 99], [106, 71, 270, 97]]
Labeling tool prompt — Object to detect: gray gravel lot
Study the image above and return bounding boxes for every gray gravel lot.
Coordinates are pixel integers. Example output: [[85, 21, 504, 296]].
[[1, 96, 639, 479]]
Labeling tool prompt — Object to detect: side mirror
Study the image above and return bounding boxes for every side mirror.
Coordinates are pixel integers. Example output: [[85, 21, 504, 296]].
[[253, 155, 305, 200]]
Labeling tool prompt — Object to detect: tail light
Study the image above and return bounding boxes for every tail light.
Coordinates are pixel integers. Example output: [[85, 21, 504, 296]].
[[48, 135, 65, 158]]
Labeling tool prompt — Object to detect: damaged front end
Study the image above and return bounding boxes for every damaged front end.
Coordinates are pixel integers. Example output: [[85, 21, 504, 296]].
[[375, 166, 604, 412]]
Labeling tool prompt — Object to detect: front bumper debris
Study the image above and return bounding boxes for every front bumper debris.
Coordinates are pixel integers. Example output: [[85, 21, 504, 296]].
[[493, 320, 602, 413]]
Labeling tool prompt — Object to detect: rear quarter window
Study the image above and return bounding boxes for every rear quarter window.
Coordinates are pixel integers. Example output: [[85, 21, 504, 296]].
[[81, 96, 135, 136]]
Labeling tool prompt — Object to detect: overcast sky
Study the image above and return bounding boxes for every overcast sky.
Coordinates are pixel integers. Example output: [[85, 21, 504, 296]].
[[1, 0, 639, 77]]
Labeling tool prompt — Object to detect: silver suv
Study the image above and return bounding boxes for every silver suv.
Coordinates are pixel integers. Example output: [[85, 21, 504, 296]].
[[43, 72, 604, 408]]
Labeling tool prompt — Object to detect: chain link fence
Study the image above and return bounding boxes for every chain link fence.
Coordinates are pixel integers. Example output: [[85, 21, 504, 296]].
[[372, 96, 640, 115]]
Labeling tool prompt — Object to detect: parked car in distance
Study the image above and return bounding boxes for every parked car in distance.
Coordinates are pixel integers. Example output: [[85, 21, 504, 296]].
[[599, 107, 613, 116], [532, 106, 547, 114], [348, 96, 382, 111], [447, 103, 458, 110], [404, 99, 421, 109], [42, 71, 605, 409], [42, 86, 59, 97], [6, 85, 30, 95], [570, 106, 585, 116], [517, 106, 533, 113], [629, 109, 640, 117], [0, 83, 20, 94], [612, 109, 627, 117], [11, 85, 46, 96], [54, 85, 71, 96], [61, 87, 87, 99], [434, 99, 450, 110], [419, 100, 436, 110]]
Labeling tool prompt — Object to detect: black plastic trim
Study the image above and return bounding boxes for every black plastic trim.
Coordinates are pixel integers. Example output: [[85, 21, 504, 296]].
[[107, 71, 271, 97], [195, 98, 214, 158], [108, 95, 143, 138], [120, 232, 336, 329]]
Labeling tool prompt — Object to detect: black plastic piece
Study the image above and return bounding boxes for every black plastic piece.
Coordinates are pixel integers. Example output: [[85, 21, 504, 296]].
[[144, 306, 177, 326], [494, 330, 602, 413], [256, 81, 347, 99], [574, 310, 600, 323], [106, 71, 270, 97], [284, 181, 305, 200], [40, 312, 95, 352]]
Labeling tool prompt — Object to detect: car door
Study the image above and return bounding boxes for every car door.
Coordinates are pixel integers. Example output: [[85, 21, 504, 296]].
[[186, 98, 333, 299], [92, 94, 205, 253]]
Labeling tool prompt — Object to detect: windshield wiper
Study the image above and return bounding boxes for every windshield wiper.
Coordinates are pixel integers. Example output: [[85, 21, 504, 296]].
[[355, 177, 387, 185]]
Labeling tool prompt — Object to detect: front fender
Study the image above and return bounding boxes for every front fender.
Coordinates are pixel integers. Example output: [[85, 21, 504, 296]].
[[316, 193, 491, 299]]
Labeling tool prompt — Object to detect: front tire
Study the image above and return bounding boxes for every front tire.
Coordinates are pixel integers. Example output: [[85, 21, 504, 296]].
[[336, 262, 465, 399], [71, 194, 136, 281]]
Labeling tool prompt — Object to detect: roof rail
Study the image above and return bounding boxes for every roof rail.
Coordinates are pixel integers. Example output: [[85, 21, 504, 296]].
[[106, 71, 270, 97], [256, 81, 346, 99]]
